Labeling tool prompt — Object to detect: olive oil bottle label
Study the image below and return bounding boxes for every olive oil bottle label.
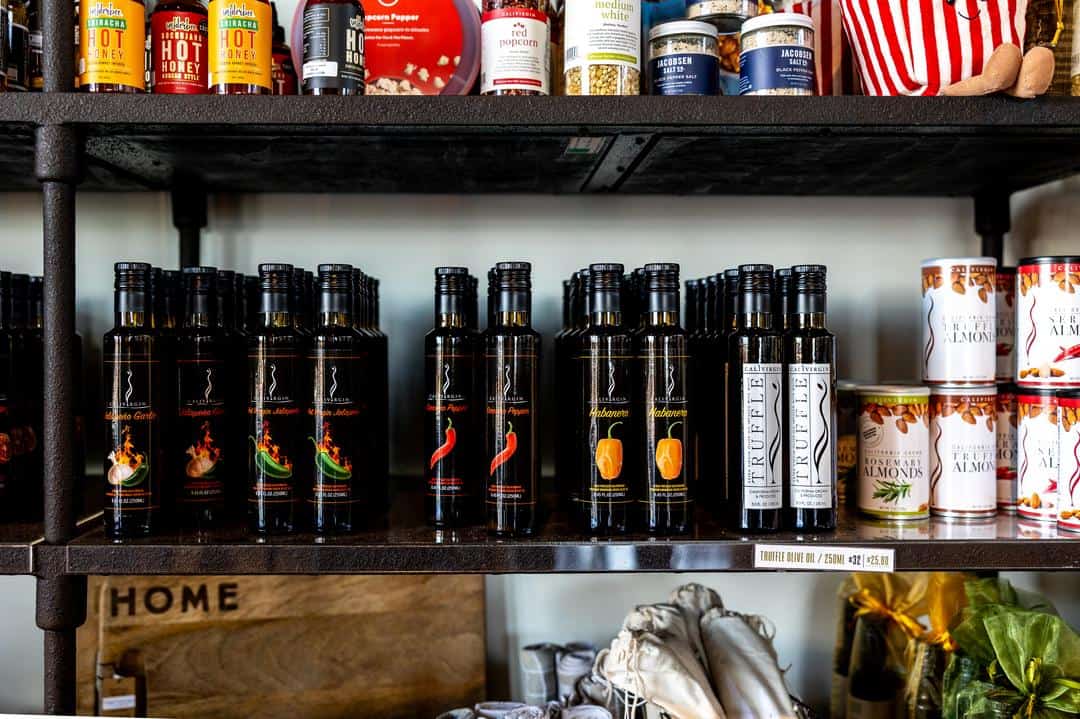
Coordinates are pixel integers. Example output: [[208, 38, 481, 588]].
[[426, 352, 473, 498], [301, 4, 364, 93], [741, 362, 782, 511], [208, 0, 271, 89], [104, 358, 160, 511], [486, 352, 537, 507], [309, 349, 364, 506], [788, 362, 834, 509], [78, 0, 146, 89], [248, 351, 301, 505], [177, 359, 226, 505], [578, 349, 633, 504], [642, 348, 690, 505]]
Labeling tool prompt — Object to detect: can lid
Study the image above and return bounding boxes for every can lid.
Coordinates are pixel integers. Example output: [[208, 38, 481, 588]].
[[929, 384, 997, 394], [740, 12, 814, 34], [857, 384, 931, 397], [1016, 386, 1060, 397], [1056, 388, 1080, 399], [921, 256, 997, 267], [649, 20, 720, 41], [1017, 256, 1080, 266]]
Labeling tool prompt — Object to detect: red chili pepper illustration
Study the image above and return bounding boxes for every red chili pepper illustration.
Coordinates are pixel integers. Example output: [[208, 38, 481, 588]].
[[1053, 343, 1080, 363], [489, 421, 517, 476], [429, 417, 456, 469]]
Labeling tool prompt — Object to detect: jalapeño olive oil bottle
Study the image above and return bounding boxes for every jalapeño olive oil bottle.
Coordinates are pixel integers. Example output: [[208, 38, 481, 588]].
[[248, 264, 304, 534], [575, 264, 634, 535], [485, 262, 540, 537], [636, 263, 693, 535], [424, 267, 479, 527], [727, 264, 783, 533], [309, 265, 365, 534], [103, 263, 164, 539]]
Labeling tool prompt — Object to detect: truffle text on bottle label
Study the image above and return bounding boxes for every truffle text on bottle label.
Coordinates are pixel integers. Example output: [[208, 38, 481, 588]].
[[787, 363, 834, 509], [742, 362, 783, 510]]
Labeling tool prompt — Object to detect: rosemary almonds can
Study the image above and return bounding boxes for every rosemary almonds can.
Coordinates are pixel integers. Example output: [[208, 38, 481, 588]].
[[928, 385, 997, 518], [1016, 256, 1080, 387], [996, 384, 1018, 512], [1058, 390, 1080, 533], [1016, 388, 1059, 522], [857, 385, 930, 520], [996, 266, 1016, 382], [921, 257, 997, 385]]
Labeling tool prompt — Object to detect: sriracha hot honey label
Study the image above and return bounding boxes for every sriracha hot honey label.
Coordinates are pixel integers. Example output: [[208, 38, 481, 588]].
[[177, 360, 226, 505], [79, 0, 146, 89], [151, 9, 208, 93], [309, 349, 364, 506], [209, 0, 271, 90]]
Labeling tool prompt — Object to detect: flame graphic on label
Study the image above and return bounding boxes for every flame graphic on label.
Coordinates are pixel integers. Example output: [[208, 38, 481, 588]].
[[124, 369, 134, 403], [768, 380, 781, 480], [442, 363, 451, 394], [812, 381, 829, 484], [503, 365, 512, 398], [1025, 296, 1038, 356], [607, 361, 616, 398], [923, 295, 936, 373], [665, 365, 675, 397], [268, 363, 277, 398], [204, 368, 214, 401], [329, 365, 338, 399]]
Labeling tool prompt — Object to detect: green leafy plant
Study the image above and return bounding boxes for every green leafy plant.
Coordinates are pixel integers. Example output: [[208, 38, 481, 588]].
[[872, 479, 912, 504]]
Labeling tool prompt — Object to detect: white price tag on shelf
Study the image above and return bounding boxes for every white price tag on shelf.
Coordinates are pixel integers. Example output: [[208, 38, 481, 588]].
[[754, 544, 895, 573]]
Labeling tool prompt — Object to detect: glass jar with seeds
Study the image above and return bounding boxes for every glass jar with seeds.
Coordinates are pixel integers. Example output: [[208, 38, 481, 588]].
[[564, 0, 641, 95], [686, 0, 757, 32], [738, 13, 816, 96], [648, 20, 719, 96]]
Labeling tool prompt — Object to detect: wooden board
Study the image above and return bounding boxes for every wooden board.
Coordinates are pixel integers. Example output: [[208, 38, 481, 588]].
[[78, 575, 485, 718]]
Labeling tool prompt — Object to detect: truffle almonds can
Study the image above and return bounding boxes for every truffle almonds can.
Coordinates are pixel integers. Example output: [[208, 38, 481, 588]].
[[921, 257, 996, 385], [996, 266, 1016, 382], [928, 385, 997, 518], [1016, 257, 1080, 387], [1017, 389, 1059, 522], [857, 385, 930, 520], [1057, 390, 1080, 533], [996, 385, 1018, 512]]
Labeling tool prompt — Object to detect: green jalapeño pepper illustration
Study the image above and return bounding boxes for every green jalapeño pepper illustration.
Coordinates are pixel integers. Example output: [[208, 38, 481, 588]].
[[310, 429, 353, 482], [250, 423, 293, 480]]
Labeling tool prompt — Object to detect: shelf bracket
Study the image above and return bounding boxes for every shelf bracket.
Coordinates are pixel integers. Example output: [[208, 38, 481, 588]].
[[172, 186, 207, 268], [975, 192, 1010, 265]]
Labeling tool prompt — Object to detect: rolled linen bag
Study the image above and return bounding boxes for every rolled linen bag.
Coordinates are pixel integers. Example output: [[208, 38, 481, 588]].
[[622, 604, 713, 698], [699, 608, 795, 719], [520, 643, 562, 705], [670, 584, 723, 669], [557, 650, 596, 703]]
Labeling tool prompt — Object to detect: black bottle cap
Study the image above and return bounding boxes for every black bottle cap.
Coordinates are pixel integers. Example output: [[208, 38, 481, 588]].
[[0, 271, 11, 327], [182, 266, 218, 290], [258, 263, 294, 314], [791, 264, 827, 315], [589, 263, 624, 315], [114, 262, 151, 315], [492, 261, 532, 315], [737, 264, 773, 316], [644, 263, 679, 314], [774, 267, 792, 324], [316, 264, 353, 316], [434, 267, 468, 318]]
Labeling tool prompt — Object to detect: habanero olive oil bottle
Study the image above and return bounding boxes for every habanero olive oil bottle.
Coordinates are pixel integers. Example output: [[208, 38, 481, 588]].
[[784, 264, 837, 531], [424, 267, 479, 527], [636, 263, 693, 536], [484, 262, 540, 537], [727, 264, 783, 533], [575, 263, 634, 536], [103, 263, 164, 539], [248, 264, 305, 534], [309, 265, 365, 534]]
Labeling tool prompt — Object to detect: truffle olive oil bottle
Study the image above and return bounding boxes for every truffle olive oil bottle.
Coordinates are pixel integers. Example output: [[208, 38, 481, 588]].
[[173, 267, 229, 530], [424, 267, 479, 527], [103, 263, 164, 539], [726, 264, 783, 533], [784, 265, 837, 532], [309, 264, 365, 534], [248, 264, 304, 534], [575, 263, 634, 535], [636, 263, 693, 535], [484, 262, 540, 537]]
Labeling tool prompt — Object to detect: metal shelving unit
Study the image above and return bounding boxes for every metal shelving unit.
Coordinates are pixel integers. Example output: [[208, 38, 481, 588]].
[[8, 0, 1080, 711]]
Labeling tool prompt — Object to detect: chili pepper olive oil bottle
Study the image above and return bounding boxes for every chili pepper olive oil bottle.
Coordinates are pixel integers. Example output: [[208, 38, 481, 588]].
[[309, 265, 365, 534], [103, 263, 164, 539], [248, 264, 304, 534], [575, 263, 634, 535], [784, 264, 837, 531], [173, 267, 229, 529], [485, 262, 540, 537], [636, 263, 693, 535], [726, 264, 783, 533], [425, 267, 478, 527]]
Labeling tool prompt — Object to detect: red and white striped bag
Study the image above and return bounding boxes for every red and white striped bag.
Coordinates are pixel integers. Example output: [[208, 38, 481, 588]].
[[779, 0, 860, 95], [837, 0, 1027, 96]]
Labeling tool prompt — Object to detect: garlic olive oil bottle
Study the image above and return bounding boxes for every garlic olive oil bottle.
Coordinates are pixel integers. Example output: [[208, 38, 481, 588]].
[[248, 264, 305, 534], [575, 264, 634, 535], [484, 262, 540, 537], [103, 263, 164, 539], [726, 264, 783, 533], [636, 263, 693, 535]]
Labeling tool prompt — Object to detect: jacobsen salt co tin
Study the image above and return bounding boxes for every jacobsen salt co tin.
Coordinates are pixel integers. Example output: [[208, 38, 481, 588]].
[[996, 385, 1018, 512], [996, 266, 1016, 382], [928, 385, 997, 518], [857, 385, 930, 520], [921, 257, 996, 385], [1017, 388, 1059, 522], [1057, 390, 1080, 533], [1017, 256, 1080, 387]]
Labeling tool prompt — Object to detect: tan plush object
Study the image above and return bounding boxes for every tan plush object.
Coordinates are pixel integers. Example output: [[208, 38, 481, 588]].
[[941, 42, 1022, 95], [1007, 46, 1055, 98]]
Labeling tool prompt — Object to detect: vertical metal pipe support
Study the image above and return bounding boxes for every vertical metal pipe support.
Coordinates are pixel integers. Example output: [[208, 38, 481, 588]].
[[41, 0, 74, 92], [975, 192, 1010, 265], [172, 187, 207, 268], [37, 576, 87, 715]]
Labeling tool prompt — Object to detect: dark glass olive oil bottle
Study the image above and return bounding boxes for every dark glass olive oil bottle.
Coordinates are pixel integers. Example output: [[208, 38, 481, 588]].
[[0, 274, 17, 518]]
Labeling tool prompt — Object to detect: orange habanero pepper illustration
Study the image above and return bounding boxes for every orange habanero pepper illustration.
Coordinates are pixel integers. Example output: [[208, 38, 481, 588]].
[[594, 421, 623, 480], [655, 421, 683, 480]]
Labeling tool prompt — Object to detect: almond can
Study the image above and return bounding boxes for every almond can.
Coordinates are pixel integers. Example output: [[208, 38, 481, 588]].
[[1057, 390, 1080, 533], [996, 266, 1016, 382], [1017, 389, 1059, 522], [1017, 256, 1080, 387], [928, 385, 997, 518], [996, 384, 1018, 512], [857, 385, 930, 520], [921, 257, 996, 385]]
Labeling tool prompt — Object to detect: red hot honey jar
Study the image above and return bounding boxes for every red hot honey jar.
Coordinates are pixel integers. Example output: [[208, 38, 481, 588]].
[[151, 0, 209, 93]]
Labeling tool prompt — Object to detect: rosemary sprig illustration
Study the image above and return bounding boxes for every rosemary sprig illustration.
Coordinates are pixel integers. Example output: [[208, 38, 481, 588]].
[[873, 479, 912, 504]]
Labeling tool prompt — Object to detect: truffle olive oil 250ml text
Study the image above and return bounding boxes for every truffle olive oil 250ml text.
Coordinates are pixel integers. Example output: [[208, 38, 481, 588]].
[[485, 262, 540, 537]]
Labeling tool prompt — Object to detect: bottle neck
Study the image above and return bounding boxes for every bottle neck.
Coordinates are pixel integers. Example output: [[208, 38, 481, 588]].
[[261, 311, 292, 328], [115, 291, 150, 327], [437, 312, 465, 329], [738, 311, 772, 330], [116, 311, 149, 329], [646, 311, 677, 327], [791, 311, 826, 329], [185, 294, 216, 328], [590, 310, 621, 327], [496, 311, 529, 328], [319, 311, 352, 328]]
